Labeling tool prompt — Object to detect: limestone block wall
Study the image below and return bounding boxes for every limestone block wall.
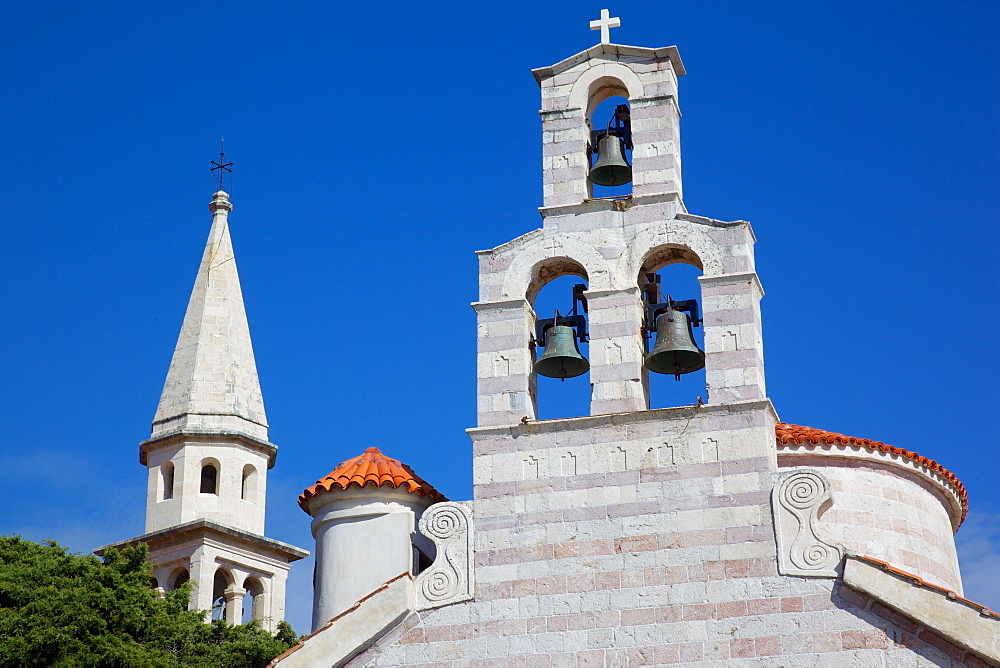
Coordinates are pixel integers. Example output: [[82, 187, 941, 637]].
[[143, 437, 270, 535], [779, 454, 963, 594], [359, 404, 978, 666]]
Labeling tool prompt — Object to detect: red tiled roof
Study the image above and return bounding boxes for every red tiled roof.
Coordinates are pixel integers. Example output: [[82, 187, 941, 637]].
[[776, 423, 968, 524], [854, 555, 998, 619], [299, 447, 447, 511]]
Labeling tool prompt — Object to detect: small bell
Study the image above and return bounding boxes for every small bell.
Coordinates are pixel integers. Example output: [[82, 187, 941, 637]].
[[589, 134, 632, 186], [644, 310, 705, 379], [534, 325, 590, 380]]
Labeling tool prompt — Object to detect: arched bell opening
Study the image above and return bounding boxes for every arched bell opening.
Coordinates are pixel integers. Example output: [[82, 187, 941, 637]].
[[586, 86, 633, 199], [241, 577, 264, 624], [638, 245, 706, 410], [211, 569, 233, 622], [527, 258, 591, 420]]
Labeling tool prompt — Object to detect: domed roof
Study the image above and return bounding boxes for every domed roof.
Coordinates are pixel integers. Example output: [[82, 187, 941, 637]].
[[776, 422, 967, 524], [298, 447, 447, 511]]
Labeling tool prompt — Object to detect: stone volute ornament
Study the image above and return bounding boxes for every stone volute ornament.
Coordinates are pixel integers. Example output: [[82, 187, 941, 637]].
[[772, 470, 844, 577], [414, 501, 474, 610]]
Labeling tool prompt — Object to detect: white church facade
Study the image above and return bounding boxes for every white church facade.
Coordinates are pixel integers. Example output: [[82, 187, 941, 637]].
[[106, 13, 998, 667]]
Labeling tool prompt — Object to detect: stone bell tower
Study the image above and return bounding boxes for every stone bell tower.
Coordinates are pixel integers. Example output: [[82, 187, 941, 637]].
[[100, 189, 307, 631]]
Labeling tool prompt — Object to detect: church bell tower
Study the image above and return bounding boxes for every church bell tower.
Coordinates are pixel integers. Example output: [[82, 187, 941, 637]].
[[101, 187, 307, 631]]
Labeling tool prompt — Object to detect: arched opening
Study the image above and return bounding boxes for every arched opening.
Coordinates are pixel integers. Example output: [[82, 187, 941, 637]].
[[241, 577, 263, 624], [211, 569, 231, 622], [587, 90, 633, 199], [149, 576, 159, 589], [200, 461, 219, 495], [171, 569, 189, 590], [530, 258, 591, 420], [241, 464, 257, 502], [161, 461, 174, 501], [639, 246, 706, 410]]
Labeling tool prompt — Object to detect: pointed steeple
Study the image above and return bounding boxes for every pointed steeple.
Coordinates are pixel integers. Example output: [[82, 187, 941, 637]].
[[151, 191, 268, 441]]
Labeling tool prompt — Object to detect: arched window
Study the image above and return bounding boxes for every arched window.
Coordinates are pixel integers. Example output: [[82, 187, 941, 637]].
[[211, 569, 230, 622], [638, 247, 706, 410], [241, 464, 257, 502], [586, 94, 633, 198], [531, 270, 591, 420], [200, 462, 218, 495], [241, 577, 263, 624], [161, 462, 174, 500]]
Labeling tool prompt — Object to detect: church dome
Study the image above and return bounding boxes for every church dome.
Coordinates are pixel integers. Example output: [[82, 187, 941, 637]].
[[299, 447, 446, 511]]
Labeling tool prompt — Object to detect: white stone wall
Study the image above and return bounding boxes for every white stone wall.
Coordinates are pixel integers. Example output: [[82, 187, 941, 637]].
[[307, 487, 436, 632], [779, 455, 963, 594], [359, 405, 973, 666], [143, 437, 269, 535]]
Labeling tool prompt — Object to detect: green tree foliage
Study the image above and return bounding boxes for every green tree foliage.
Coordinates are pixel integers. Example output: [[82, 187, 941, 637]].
[[0, 536, 297, 667]]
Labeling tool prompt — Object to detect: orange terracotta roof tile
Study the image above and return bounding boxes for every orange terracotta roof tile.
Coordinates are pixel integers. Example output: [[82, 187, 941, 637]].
[[299, 447, 447, 511], [854, 555, 998, 619], [776, 422, 968, 524]]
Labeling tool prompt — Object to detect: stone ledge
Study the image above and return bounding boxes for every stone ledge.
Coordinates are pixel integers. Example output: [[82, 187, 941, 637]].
[[271, 573, 412, 667], [468, 398, 778, 439], [843, 554, 1000, 663], [95, 519, 309, 562]]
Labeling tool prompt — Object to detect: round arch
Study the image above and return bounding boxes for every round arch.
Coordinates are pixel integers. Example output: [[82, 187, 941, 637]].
[[568, 63, 645, 114], [619, 222, 725, 283], [501, 236, 610, 302]]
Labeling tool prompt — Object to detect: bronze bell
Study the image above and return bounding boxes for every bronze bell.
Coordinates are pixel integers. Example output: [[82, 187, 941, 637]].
[[589, 134, 632, 186], [645, 310, 705, 379], [534, 325, 590, 380]]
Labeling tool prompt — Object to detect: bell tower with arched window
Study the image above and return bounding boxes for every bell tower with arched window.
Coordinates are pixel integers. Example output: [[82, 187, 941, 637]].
[[469, 37, 777, 589], [100, 188, 307, 631]]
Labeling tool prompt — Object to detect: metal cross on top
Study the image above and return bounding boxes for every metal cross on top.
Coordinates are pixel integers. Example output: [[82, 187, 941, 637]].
[[210, 138, 233, 192], [590, 8, 621, 45]]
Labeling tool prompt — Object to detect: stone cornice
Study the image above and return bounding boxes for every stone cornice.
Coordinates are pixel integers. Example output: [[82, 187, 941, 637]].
[[95, 518, 309, 562], [139, 429, 278, 468]]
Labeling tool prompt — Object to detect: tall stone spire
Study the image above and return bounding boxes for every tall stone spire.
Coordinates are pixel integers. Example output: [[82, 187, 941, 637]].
[[151, 190, 267, 442]]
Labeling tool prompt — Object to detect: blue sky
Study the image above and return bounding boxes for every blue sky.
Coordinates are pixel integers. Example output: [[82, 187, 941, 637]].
[[1, 2, 997, 634]]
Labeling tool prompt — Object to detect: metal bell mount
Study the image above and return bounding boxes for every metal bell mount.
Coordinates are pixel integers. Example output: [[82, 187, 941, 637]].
[[641, 273, 705, 380], [588, 104, 633, 186], [533, 284, 590, 381]]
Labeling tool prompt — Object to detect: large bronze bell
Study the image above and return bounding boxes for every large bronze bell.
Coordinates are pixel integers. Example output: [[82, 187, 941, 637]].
[[534, 325, 590, 380], [645, 310, 705, 378], [589, 134, 632, 186]]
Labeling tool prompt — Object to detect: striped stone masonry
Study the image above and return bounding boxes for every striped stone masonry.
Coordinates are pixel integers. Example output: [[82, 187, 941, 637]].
[[534, 44, 685, 207], [474, 201, 764, 426]]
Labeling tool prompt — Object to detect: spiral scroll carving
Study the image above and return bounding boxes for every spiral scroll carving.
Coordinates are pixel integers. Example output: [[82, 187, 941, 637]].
[[772, 470, 843, 578], [415, 502, 474, 611], [422, 504, 466, 540], [421, 566, 456, 602]]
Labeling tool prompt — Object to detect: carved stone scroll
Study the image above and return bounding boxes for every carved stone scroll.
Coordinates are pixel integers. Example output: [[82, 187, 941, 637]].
[[772, 470, 843, 577], [414, 501, 474, 610]]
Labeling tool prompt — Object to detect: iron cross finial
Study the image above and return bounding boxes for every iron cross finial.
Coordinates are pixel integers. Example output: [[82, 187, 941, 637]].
[[210, 137, 233, 192]]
